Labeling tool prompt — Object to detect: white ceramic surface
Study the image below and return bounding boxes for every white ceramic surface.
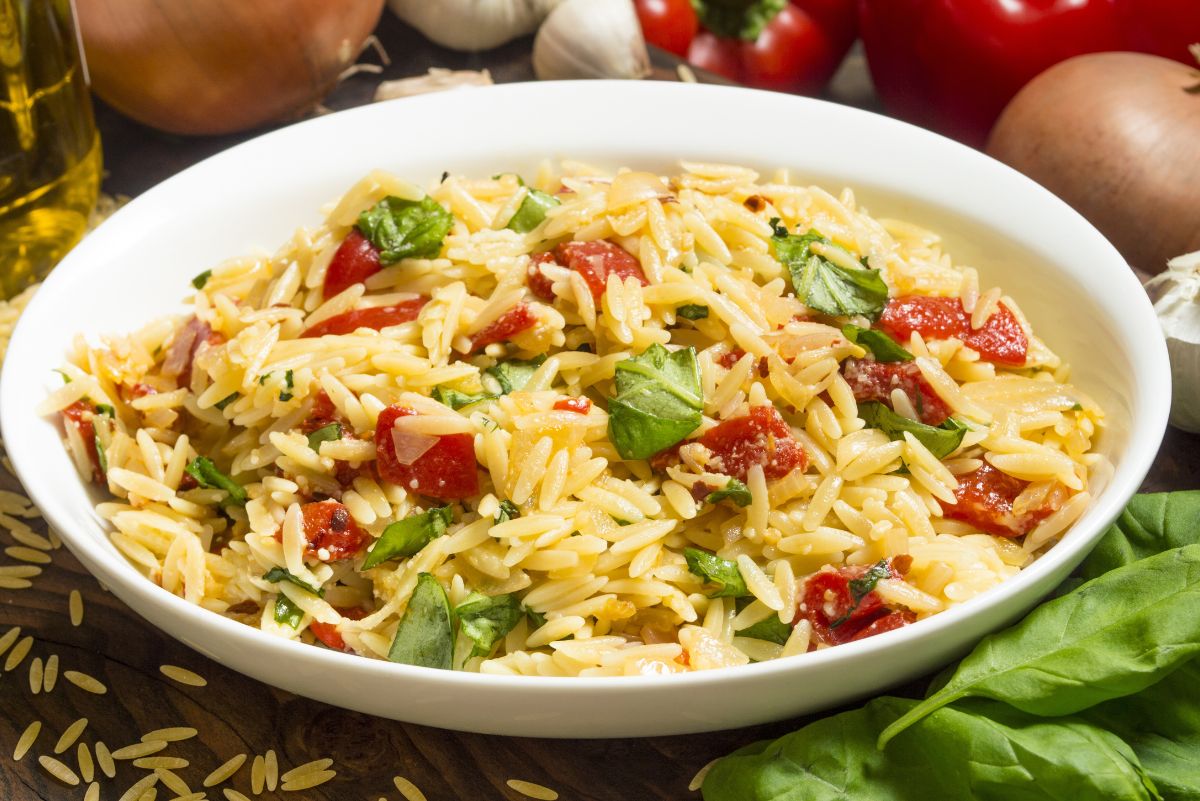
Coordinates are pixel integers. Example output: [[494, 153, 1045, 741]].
[[0, 81, 1169, 738]]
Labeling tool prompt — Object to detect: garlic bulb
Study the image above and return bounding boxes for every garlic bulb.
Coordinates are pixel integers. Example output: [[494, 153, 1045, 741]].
[[1146, 250, 1200, 432], [533, 0, 651, 81], [388, 0, 561, 51]]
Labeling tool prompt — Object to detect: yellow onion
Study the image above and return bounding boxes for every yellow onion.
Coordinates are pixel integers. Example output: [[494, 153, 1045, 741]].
[[76, 0, 384, 135]]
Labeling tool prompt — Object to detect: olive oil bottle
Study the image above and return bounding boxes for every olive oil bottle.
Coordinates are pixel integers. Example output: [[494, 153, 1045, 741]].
[[0, 0, 100, 299]]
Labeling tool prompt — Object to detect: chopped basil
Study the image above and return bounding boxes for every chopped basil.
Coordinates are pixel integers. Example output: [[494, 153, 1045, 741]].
[[676, 304, 710, 320], [455, 592, 524, 659], [842, 324, 913, 363], [54, 369, 71, 384], [94, 403, 115, 417], [1071, 402, 1084, 412], [735, 597, 792, 645], [184, 456, 247, 507], [830, 560, 890, 629], [525, 607, 548, 630], [263, 566, 325, 597], [191, 269, 212, 290], [494, 500, 520, 525], [506, 188, 560, 233], [94, 433, 107, 476], [858, 401, 968, 461], [771, 220, 888, 320], [361, 506, 452, 570], [387, 572, 453, 669], [484, 355, 546, 395], [278, 369, 294, 402], [432, 386, 496, 410], [357, 195, 453, 264], [273, 594, 304, 628], [214, 392, 238, 411], [607, 344, 703, 460], [258, 372, 271, 386], [707, 478, 752, 508], [685, 547, 750, 598], [306, 423, 341, 453]]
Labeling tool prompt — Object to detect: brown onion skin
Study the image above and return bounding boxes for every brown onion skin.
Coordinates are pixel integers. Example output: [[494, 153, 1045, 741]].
[[987, 52, 1200, 274], [77, 0, 384, 136]]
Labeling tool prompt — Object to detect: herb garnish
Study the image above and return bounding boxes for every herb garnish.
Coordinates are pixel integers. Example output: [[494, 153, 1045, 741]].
[[357, 196, 453, 264], [278, 370, 294, 402], [361, 506, 453, 570], [263, 566, 325, 597], [273, 594, 304, 629], [184, 456, 247, 507], [677, 304, 710, 320], [484, 355, 547, 395], [494, 500, 520, 524], [771, 219, 888, 320], [506, 188, 561, 233], [455, 592, 524, 659], [858, 401, 968, 460], [387, 572, 453, 669], [306, 423, 341, 453], [191, 270, 212, 290], [685, 547, 750, 598], [214, 392, 238, 411], [707, 478, 753, 508], [607, 344, 702, 460], [842, 324, 913, 363], [432, 386, 497, 410], [829, 560, 890, 629]]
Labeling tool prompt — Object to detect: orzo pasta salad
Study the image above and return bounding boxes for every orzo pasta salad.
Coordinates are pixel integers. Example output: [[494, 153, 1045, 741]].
[[46, 162, 1104, 676]]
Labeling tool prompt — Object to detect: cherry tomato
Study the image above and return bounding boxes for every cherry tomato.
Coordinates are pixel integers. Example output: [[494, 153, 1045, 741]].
[[301, 298, 427, 337], [375, 405, 479, 500], [323, 230, 382, 299], [687, 31, 744, 83], [741, 5, 839, 95], [634, 0, 699, 57], [468, 304, 538, 353]]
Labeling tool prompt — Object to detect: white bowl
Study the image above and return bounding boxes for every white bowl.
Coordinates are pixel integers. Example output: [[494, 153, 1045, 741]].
[[0, 81, 1169, 737]]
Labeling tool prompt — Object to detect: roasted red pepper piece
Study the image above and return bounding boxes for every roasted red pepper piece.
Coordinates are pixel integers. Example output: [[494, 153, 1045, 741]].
[[842, 358, 951, 426], [375, 405, 479, 500], [879, 296, 1028, 366], [944, 462, 1054, 538], [699, 406, 807, 481], [323, 230, 382, 299], [468, 304, 538, 353], [301, 298, 427, 337]]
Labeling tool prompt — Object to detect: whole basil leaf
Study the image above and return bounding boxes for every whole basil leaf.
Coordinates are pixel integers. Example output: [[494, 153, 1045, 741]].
[[1081, 491, 1200, 580], [387, 573, 453, 670], [273, 594, 304, 629], [184, 456, 247, 507], [859, 401, 967, 460], [707, 478, 752, 508], [357, 196, 453, 264], [455, 592, 524, 659], [878, 544, 1200, 748], [506, 187, 560, 233], [607, 344, 702, 460], [842, 324, 913, 362], [306, 422, 341, 452], [771, 222, 888, 321], [485, 355, 547, 395], [703, 696, 1162, 801], [685, 547, 750, 598], [362, 507, 452, 570], [263, 566, 324, 597]]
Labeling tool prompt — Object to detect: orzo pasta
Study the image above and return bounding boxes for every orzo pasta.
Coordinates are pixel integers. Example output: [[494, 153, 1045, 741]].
[[49, 162, 1103, 676]]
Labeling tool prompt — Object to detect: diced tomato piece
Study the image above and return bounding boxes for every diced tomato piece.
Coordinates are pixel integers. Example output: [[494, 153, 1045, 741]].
[[847, 610, 916, 642], [291, 500, 369, 561], [469, 304, 537, 353], [300, 391, 341, 434], [700, 406, 807, 481], [717, 349, 746, 369], [527, 252, 558, 301], [62, 400, 103, 484], [553, 397, 592, 414], [879, 296, 1028, 366], [944, 463, 1053, 538], [309, 606, 367, 652], [130, 383, 158, 399], [554, 240, 648, 302], [302, 298, 427, 338], [842, 358, 951, 426], [179, 472, 199, 491], [375, 406, 479, 500], [796, 557, 911, 646], [323, 230, 382, 299]]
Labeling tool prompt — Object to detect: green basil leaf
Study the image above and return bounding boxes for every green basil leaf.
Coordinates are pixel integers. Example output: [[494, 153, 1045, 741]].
[[842, 324, 913, 362], [214, 392, 238, 411], [387, 572, 453, 669], [494, 500, 520, 524], [306, 423, 342, 453], [704, 696, 1161, 801], [485, 355, 547, 395], [263, 566, 325, 597], [357, 195, 453, 264], [362, 506, 452, 570], [706, 478, 752, 508], [525, 606, 547, 630], [278, 369, 294, 402], [676, 304, 709, 320], [94, 433, 107, 476], [273, 594, 304, 629], [454, 592, 524, 659], [693, 0, 787, 40], [859, 401, 967, 461], [506, 187, 560, 233], [184, 456, 247, 507], [432, 386, 497, 410], [94, 403, 115, 417], [607, 344, 702, 460], [1080, 491, 1200, 580], [191, 269, 212, 290], [734, 598, 792, 645], [878, 544, 1200, 748], [684, 547, 750, 598], [772, 222, 888, 320]]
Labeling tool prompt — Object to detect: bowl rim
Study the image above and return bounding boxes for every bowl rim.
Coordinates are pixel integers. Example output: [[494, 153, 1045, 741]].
[[0, 79, 1171, 698]]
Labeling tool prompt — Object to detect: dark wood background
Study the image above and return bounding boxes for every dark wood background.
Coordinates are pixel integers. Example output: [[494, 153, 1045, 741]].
[[2, 12, 1195, 801]]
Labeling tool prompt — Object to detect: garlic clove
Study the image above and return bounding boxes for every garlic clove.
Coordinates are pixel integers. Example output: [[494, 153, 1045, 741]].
[[533, 0, 651, 81], [388, 0, 562, 52], [1147, 250, 1200, 432], [374, 68, 494, 102]]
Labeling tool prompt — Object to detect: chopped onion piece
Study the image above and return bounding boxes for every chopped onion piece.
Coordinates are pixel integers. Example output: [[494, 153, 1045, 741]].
[[391, 427, 439, 465]]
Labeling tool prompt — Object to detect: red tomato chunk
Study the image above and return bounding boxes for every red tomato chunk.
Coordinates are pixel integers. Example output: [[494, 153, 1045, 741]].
[[309, 606, 367, 653], [285, 500, 370, 561], [62, 400, 103, 484], [944, 462, 1053, 538], [531, 240, 648, 303], [842, 358, 951, 426], [553, 397, 592, 414], [375, 405, 479, 500], [879, 296, 1028, 366], [526, 251, 558, 302], [795, 556, 914, 646], [301, 298, 427, 338], [468, 304, 537, 353], [323, 230, 382, 299], [700, 406, 807, 481]]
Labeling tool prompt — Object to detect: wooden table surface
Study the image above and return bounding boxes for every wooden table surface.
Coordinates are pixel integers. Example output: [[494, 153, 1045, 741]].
[[2, 13, 1196, 801]]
